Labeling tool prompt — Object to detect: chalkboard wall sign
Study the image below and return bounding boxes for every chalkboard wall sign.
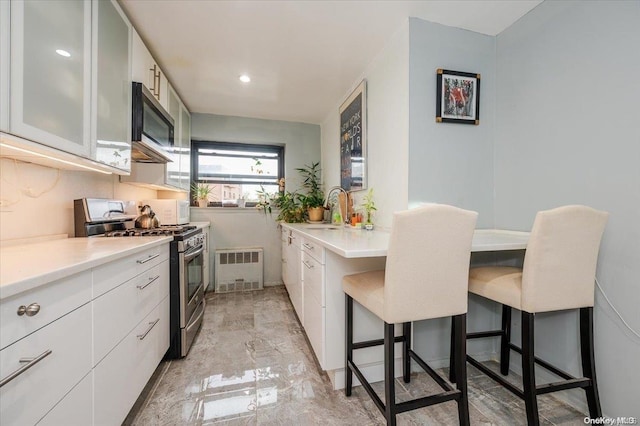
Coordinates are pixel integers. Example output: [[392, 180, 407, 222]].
[[339, 80, 367, 191]]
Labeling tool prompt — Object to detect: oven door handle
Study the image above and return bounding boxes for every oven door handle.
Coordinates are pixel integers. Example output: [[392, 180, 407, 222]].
[[184, 245, 204, 262]]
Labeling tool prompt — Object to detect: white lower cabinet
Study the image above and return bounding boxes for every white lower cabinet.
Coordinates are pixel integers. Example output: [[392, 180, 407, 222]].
[[38, 372, 93, 426], [93, 260, 168, 366], [0, 270, 92, 350], [280, 225, 387, 379], [0, 242, 171, 426], [94, 298, 167, 426], [92, 246, 170, 426], [0, 303, 92, 426], [282, 229, 302, 323], [301, 245, 325, 367]]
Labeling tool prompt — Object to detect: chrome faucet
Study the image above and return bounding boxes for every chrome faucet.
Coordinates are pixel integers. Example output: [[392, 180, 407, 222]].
[[323, 186, 349, 225]]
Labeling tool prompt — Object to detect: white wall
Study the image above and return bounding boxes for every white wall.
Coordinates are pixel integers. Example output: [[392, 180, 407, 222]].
[[0, 158, 157, 241], [189, 113, 322, 286], [321, 21, 409, 229], [495, 1, 640, 417]]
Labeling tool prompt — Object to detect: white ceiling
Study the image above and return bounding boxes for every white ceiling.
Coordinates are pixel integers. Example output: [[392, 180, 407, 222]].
[[119, 0, 542, 125]]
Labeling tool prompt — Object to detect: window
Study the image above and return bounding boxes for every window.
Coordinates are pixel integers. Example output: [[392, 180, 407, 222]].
[[191, 141, 284, 206]]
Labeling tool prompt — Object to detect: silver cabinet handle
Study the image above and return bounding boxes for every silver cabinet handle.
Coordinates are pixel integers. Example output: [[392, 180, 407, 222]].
[[303, 243, 314, 250], [17, 303, 40, 317], [149, 64, 161, 99], [137, 275, 160, 290], [302, 260, 314, 269], [136, 253, 160, 264], [137, 319, 160, 340], [0, 350, 52, 388]]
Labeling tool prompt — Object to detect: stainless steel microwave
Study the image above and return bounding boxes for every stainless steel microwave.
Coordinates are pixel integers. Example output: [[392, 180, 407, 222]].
[[131, 82, 174, 163]]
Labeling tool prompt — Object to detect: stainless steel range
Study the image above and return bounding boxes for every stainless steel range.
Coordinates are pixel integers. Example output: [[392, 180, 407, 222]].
[[74, 198, 205, 358]]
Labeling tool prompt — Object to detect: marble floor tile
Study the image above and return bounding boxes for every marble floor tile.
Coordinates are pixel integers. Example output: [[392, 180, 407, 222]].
[[128, 286, 588, 426]]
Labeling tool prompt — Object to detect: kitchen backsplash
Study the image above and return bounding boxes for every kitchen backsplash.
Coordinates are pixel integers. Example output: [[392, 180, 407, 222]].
[[0, 158, 158, 242]]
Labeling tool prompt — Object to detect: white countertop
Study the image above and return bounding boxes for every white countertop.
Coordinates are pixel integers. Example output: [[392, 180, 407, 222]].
[[281, 223, 529, 258], [0, 236, 173, 300]]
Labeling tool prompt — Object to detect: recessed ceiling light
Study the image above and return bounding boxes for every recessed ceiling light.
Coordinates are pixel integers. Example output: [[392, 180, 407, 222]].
[[239, 74, 251, 83], [56, 49, 71, 57]]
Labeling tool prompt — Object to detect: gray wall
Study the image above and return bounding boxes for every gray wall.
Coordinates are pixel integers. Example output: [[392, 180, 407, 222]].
[[495, 1, 640, 416], [407, 18, 499, 365], [190, 114, 321, 287], [191, 114, 321, 193], [408, 17, 495, 229]]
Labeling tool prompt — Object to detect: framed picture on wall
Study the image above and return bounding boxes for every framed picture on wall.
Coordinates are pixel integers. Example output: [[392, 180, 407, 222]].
[[436, 69, 480, 125], [339, 80, 366, 191]]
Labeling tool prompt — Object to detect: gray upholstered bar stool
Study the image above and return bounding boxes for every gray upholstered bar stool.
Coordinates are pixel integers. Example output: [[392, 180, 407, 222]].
[[343, 204, 478, 426], [461, 205, 608, 426]]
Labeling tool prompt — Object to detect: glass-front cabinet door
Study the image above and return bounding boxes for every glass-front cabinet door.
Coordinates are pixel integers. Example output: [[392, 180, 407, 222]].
[[179, 104, 191, 190], [166, 84, 181, 188], [10, 0, 92, 157], [92, 0, 131, 172], [0, 0, 9, 132]]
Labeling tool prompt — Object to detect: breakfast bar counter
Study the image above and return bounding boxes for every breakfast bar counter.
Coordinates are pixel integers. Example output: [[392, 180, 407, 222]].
[[279, 223, 530, 390], [281, 223, 529, 258]]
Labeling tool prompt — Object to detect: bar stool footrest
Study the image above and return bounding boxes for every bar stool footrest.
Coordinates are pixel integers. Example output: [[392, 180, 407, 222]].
[[466, 354, 524, 398], [353, 335, 406, 350], [536, 378, 592, 395], [467, 354, 593, 399], [467, 330, 503, 339], [347, 356, 462, 417], [396, 390, 461, 413], [347, 359, 386, 415], [408, 349, 455, 392], [508, 343, 575, 380]]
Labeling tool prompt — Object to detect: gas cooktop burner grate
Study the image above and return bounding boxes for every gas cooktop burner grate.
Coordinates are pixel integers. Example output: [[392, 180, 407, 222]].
[[105, 225, 197, 237]]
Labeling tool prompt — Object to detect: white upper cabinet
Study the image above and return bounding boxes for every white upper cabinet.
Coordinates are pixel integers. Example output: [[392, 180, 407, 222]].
[[10, 0, 92, 157], [132, 29, 168, 110], [0, 0, 9, 132], [179, 102, 191, 190], [166, 83, 191, 190], [3, 0, 132, 174], [166, 84, 181, 188], [92, 0, 131, 172]]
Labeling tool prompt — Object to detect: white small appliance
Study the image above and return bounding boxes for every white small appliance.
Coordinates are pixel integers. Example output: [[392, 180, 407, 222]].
[[142, 199, 190, 225]]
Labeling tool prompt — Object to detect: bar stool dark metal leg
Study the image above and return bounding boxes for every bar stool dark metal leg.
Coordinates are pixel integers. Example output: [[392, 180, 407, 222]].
[[384, 322, 397, 426], [454, 314, 470, 426], [449, 316, 457, 383], [580, 307, 602, 418], [345, 294, 354, 397], [500, 305, 512, 375], [521, 311, 539, 426], [403, 322, 411, 383]]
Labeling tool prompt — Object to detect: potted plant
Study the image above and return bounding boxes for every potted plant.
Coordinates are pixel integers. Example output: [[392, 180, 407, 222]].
[[362, 188, 377, 230], [255, 183, 306, 223], [296, 162, 325, 222], [191, 182, 212, 207]]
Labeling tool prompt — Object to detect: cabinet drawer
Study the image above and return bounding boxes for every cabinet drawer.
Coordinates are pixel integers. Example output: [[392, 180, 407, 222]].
[[302, 252, 324, 307], [301, 237, 324, 264], [0, 270, 92, 350], [37, 372, 92, 426], [93, 260, 168, 366], [93, 244, 169, 298], [94, 302, 165, 426], [0, 303, 92, 426]]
